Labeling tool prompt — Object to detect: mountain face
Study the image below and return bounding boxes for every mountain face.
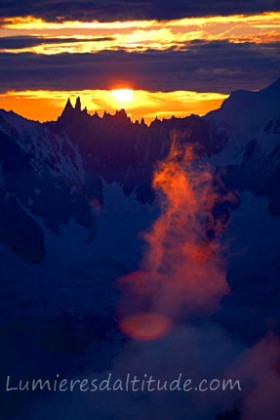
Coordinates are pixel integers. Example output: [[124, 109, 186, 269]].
[[0, 80, 279, 419], [0, 100, 226, 263], [48, 97, 227, 204], [206, 78, 280, 216], [204, 79, 280, 343], [0, 79, 279, 294], [0, 79, 278, 277], [0, 109, 96, 262]]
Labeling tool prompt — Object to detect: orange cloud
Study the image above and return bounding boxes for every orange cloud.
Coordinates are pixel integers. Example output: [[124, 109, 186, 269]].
[[118, 138, 231, 340], [1, 12, 279, 54]]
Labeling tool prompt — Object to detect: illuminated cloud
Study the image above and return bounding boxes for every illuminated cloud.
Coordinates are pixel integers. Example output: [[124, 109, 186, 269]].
[[0, 4, 279, 119], [0, 13, 279, 54], [118, 140, 231, 339]]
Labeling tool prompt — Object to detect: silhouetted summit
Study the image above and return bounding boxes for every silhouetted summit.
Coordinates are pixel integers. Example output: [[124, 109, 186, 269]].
[[60, 97, 74, 119], [51, 96, 228, 203], [75, 96, 82, 112]]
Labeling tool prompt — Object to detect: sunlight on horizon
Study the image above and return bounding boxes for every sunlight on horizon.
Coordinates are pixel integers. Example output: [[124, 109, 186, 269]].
[[110, 89, 134, 106], [0, 89, 228, 123]]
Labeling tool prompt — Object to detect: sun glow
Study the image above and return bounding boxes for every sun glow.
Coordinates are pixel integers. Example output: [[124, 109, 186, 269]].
[[110, 89, 134, 106], [0, 89, 228, 123]]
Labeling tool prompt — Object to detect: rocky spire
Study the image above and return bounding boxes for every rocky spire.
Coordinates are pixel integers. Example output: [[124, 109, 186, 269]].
[[75, 96, 81, 112], [59, 97, 74, 120], [64, 98, 73, 112], [115, 108, 128, 118]]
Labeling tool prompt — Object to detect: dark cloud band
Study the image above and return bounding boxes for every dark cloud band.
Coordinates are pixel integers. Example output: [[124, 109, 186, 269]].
[[0, 36, 115, 50], [0, 0, 279, 22], [0, 41, 279, 93]]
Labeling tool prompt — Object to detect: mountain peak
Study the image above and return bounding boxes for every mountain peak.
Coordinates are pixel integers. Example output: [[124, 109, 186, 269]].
[[58, 96, 89, 123], [75, 96, 82, 112], [260, 77, 280, 96], [59, 97, 74, 120], [65, 97, 73, 111], [115, 108, 130, 120]]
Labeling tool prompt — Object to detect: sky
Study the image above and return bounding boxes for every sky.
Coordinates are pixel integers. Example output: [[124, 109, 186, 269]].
[[0, 0, 279, 122]]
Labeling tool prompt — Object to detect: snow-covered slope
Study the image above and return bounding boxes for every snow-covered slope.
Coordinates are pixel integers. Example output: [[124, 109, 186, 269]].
[[0, 109, 96, 262], [205, 78, 280, 165], [0, 109, 86, 182], [203, 80, 280, 342]]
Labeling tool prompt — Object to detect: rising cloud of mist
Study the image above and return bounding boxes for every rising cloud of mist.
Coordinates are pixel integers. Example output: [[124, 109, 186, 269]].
[[118, 134, 231, 340]]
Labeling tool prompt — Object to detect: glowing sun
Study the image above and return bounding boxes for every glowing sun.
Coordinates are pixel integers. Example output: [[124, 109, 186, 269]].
[[110, 88, 134, 105]]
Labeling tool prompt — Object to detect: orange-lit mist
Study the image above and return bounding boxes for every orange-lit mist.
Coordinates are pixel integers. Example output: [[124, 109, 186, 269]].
[[118, 137, 231, 340], [120, 313, 172, 341], [0, 90, 228, 123]]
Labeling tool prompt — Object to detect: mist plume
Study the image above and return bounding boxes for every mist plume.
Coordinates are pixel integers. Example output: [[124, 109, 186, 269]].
[[118, 134, 231, 340]]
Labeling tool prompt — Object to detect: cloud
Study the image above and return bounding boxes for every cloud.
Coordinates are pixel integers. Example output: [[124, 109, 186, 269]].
[[0, 0, 279, 22], [14, 326, 280, 420], [117, 138, 232, 340], [0, 41, 279, 93], [11, 323, 243, 420], [232, 335, 280, 420], [0, 36, 115, 50], [1, 13, 279, 54]]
